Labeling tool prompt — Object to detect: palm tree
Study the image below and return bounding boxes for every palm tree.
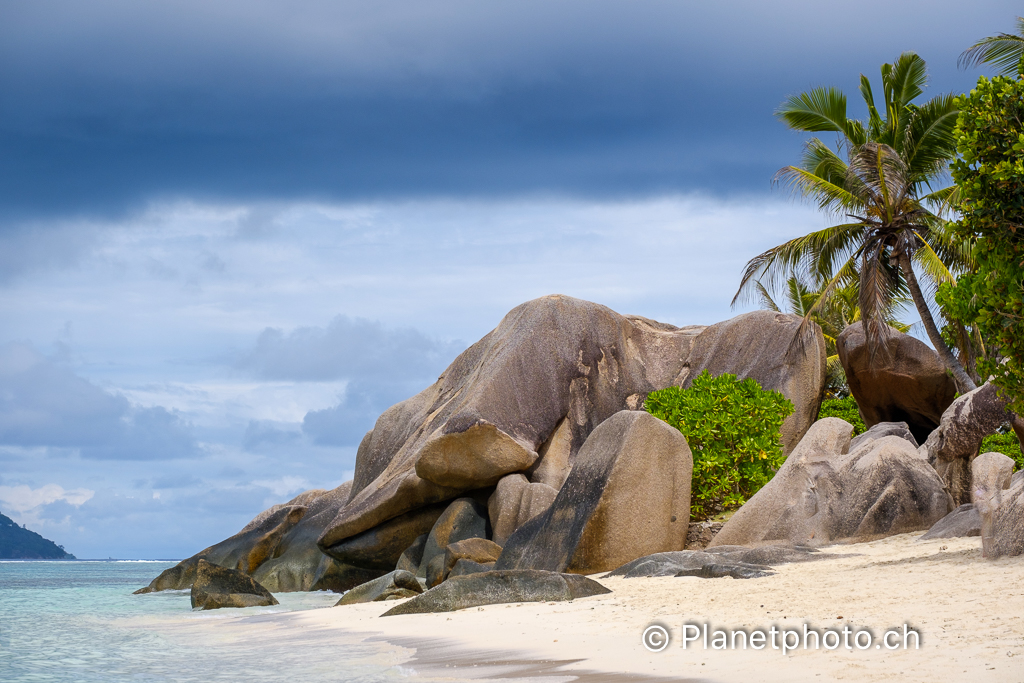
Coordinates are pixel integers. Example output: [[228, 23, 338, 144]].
[[960, 17, 1024, 76], [733, 53, 979, 392]]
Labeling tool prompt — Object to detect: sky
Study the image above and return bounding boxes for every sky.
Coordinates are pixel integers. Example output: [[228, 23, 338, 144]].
[[0, 1, 1017, 559]]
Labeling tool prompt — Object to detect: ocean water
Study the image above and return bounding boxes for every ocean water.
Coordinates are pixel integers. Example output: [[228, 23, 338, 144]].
[[0, 561, 434, 683]]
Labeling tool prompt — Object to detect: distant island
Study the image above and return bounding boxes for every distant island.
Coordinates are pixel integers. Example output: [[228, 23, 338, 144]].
[[0, 511, 76, 559]]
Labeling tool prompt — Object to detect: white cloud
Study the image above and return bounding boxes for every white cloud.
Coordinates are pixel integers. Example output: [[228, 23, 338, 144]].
[[252, 476, 311, 498], [0, 483, 95, 513]]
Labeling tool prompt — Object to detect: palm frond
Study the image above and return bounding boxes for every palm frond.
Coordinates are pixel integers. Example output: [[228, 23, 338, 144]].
[[916, 218, 974, 274], [754, 280, 782, 312], [912, 234, 958, 292], [776, 87, 852, 134], [922, 185, 960, 217], [808, 222, 867, 283], [732, 224, 863, 306], [902, 93, 959, 181], [859, 74, 884, 140], [785, 277, 814, 316], [774, 164, 862, 217], [959, 18, 1024, 76], [884, 52, 927, 120]]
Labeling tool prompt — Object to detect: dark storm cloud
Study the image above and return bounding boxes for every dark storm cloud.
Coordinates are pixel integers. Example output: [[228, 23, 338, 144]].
[[0, 342, 199, 460], [0, 1, 1014, 219]]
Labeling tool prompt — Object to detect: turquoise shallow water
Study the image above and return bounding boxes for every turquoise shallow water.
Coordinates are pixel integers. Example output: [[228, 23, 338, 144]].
[[0, 561, 423, 683]]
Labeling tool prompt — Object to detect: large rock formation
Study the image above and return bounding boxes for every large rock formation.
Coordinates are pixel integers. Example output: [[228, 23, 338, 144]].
[[190, 559, 278, 610], [709, 418, 952, 548], [920, 383, 1018, 506], [495, 410, 693, 574], [837, 322, 956, 444], [380, 570, 611, 616], [136, 483, 382, 595], [138, 296, 828, 597], [317, 297, 826, 557]]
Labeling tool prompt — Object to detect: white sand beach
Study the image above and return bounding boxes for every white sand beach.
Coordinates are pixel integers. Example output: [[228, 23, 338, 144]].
[[218, 531, 1024, 683]]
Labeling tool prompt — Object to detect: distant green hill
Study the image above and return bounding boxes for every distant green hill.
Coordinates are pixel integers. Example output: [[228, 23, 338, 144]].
[[0, 512, 76, 559]]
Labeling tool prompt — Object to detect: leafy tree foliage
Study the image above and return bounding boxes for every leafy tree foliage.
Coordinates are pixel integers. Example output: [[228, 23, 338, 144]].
[[940, 73, 1024, 412], [644, 370, 794, 520]]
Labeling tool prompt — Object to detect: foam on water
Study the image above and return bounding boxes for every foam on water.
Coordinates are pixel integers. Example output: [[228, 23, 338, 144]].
[[0, 561, 424, 682]]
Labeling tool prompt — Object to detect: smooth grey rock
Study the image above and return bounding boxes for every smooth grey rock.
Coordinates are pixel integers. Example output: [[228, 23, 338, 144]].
[[705, 544, 830, 566], [991, 476, 1024, 556], [488, 474, 557, 546], [190, 559, 278, 610], [918, 504, 981, 540], [602, 551, 719, 578], [674, 564, 773, 579], [973, 452, 1015, 557], [710, 418, 952, 548], [322, 502, 448, 571], [417, 498, 489, 583], [603, 545, 829, 580], [837, 322, 956, 444], [395, 534, 429, 574], [439, 537, 503, 583], [448, 559, 495, 578], [920, 383, 1017, 506], [251, 483, 385, 592], [495, 410, 692, 574], [335, 570, 424, 606], [849, 421, 918, 452], [380, 570, 611, 616]]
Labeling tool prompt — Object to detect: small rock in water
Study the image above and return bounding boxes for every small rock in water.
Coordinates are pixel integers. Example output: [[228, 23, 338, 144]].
[[335, 570, 424, 606], [190, 559, 278, 610]]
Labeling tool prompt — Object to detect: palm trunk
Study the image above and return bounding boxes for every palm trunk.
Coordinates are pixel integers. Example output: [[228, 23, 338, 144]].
[[897, 252, 978, 394]]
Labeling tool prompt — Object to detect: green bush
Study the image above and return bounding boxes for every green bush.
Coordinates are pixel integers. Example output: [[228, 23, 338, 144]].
[[980, 431, 1024, 472], [644, 370, 794, 520], [817, 396, 866, 436]]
